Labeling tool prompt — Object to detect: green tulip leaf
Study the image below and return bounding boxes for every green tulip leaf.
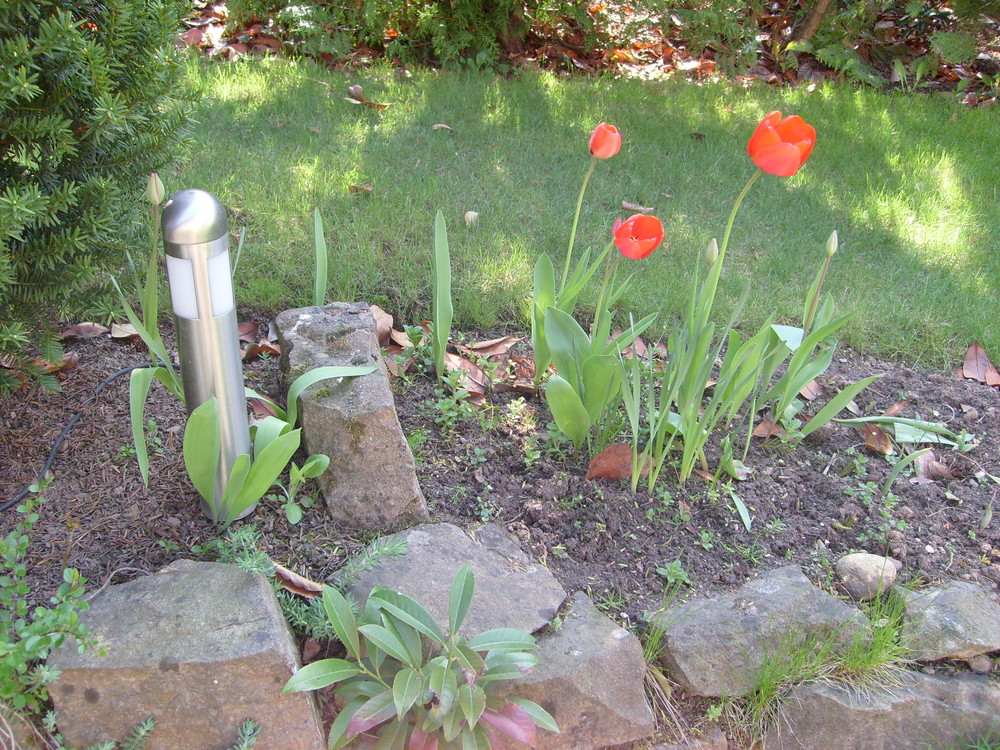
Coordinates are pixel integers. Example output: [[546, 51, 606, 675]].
[[544, 375, 590, 449]]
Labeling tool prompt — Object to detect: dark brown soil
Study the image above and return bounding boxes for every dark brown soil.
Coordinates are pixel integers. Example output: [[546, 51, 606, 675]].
[[2, 322, 999, 741], [4, 324, 998, 617]]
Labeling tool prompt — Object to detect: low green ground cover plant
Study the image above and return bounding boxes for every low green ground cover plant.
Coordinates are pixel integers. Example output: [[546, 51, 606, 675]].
[[283, 566, 558, 749]]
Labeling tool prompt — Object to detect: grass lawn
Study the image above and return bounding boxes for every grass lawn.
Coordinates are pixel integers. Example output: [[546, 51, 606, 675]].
[[178, 57, 999, 368]]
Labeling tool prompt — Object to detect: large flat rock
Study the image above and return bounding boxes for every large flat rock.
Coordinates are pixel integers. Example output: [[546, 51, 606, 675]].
[[899, 580, 1000, 661], [495, 592, 655, 750], [349, 523, 566, 636], [48, 560, 324, 750], [652, 565, 871, 697], [765, 671, 1000, 750]]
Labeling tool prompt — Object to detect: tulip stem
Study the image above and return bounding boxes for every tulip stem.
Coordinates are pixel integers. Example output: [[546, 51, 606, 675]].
[[717, 169, 762, 268], [803, 254, 832, 335], [561, 157, 597, 294], [591, 254, 621, 338]]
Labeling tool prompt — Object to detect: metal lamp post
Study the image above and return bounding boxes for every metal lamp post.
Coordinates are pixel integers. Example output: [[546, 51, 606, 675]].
[[161, 189, 252, 519]]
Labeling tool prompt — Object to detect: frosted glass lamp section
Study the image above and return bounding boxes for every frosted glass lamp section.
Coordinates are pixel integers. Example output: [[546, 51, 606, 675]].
[[207, 251, 235, 316], [166, 254, 197, 319]]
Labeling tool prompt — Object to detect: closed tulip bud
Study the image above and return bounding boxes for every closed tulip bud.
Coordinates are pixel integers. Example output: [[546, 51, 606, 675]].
[[705, 238, 719, 266], [826, 230, 838, 257], [146, 173, 164, 205], [589, 122, 622, 160]]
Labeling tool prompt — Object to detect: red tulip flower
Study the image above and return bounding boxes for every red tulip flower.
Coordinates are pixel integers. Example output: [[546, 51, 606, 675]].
[[589, 122, 622, 160], [747, 111, 816, 177], [613, 214, 664, 260]]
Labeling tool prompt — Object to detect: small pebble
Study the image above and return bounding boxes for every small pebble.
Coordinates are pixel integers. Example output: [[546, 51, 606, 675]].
[[970, 655, 992, 674], [925, 544, 936, 554], [166, 516, 182, 528]]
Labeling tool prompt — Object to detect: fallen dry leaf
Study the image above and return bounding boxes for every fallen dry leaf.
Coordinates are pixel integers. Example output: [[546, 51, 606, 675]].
[[798, 379, 822, 401], [586, 444, 635, 482], [307, 126, 320, 133], [883, 401, 909, 417], [444, 352, 489, 404], [860, 423, 893, 455], [464, 211, 479, 226], [273, 562, 322, 598], [456, 335, 521, 359], [431, 123, 454, 131], [110, 323, 140, 340], [35, 351, 80, 373], [243, 339, 280, 361], [389, 328, 415, 349], [348, 183, 373, 195], [248, 396, 280, 419], [237, 321, 261, 342], [369, 304, 393, 345], [621, 201, 655, 214], [912, 449, 957, 484], [60, 322, 108, 340], [962, 343, 1000, 387], [493, 355, 536, 394], [752, 419, 787, 439]]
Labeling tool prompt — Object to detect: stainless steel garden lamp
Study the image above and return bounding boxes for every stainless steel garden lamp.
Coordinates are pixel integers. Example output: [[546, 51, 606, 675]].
[[161, 189, 252, 519]]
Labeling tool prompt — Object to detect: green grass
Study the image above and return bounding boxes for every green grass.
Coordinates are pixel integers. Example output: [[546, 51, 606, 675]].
[[177, 56, 1000, 367]]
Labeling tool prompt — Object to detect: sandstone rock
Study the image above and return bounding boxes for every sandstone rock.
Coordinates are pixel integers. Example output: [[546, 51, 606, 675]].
[[969, 654, 993, 674], [495, 593, 655, 750], [899, 580, 1000, 661], [765, 671, 1000, 750], [48, 560, 324, 750], [274, 302, 427, 528], [835, 552, 900, 601], [349, 523, 567, 636], [651, 726, 729, 750], [652, 565, 871, 697]]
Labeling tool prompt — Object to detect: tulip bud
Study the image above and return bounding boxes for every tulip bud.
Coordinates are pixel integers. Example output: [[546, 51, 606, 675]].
[[825, 230, 838, 257], [146, 173, 164, 205], [589, 122, 621, 160], [705, 238, 719, 266]]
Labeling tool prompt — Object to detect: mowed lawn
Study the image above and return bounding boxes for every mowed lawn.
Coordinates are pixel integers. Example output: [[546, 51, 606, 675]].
[[178, 57, 1000, 367]]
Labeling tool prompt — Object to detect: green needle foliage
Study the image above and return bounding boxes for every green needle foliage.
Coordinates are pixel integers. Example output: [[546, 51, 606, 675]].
[[0, 0, 193, 392]]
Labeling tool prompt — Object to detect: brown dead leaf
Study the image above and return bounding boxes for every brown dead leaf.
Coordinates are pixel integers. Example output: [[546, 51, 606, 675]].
[[693, 469, 715, 481], [60, 322, 109, 340], [444, 352, 489, 404], [348, 183, 373, 195], [307, 126, 320, 133], [273, 562, 322, 598], [962, 342, 1000, 387], [464, 211, 479, 226], [456, 335, 521, 359], [493, 355, 536, 394], [243, 339, 281, 361], [621, 201, 655, 214], [586, 444, 639, 482], [798, 379, 822, 401], [248, 396, 280, 419], [859, 423, 893, 455], [110, 323, 140, 340], [35, 351, 80, 373], [431, 123, 454, 131], [882, 400, 909, 417], [752, 419, 787, 439], [369, 305, 393, 345], [913, 449, 957, 484], [237, 321, 261, 342], [615, 331, 647, 360]]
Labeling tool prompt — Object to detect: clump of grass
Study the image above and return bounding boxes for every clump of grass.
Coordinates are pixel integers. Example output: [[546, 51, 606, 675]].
[[640, 581, 692, 742], [720, 589, 913, 746]]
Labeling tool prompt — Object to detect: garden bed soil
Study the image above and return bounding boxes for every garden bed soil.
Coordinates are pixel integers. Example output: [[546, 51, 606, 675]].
[[2, 322, 999, 737]]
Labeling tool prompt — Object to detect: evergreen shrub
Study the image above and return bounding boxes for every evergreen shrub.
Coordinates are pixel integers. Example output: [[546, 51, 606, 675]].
[[0, 0, 192, 391]]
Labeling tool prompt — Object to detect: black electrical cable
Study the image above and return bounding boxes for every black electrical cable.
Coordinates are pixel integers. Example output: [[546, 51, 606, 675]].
[[2, 363, 163, 513]]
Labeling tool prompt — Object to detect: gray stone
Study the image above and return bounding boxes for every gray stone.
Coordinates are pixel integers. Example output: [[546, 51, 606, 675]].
[[495, 593, 655, 750], [652, 565, 871, 697], [652, 726, 729, 750], [900, 580, 1000, 661], [835, 552, 900, 601], [274, 302, 427, 528], [764, 671, 1000, 750], [48, 560, 324, 750], [349, 523, 567, 636]]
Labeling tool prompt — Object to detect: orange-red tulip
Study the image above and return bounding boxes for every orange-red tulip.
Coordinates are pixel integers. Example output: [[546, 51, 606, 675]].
[[589, 122, 621, 159], [747, 111, 816, 177], [613, 214, 664, 260]]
